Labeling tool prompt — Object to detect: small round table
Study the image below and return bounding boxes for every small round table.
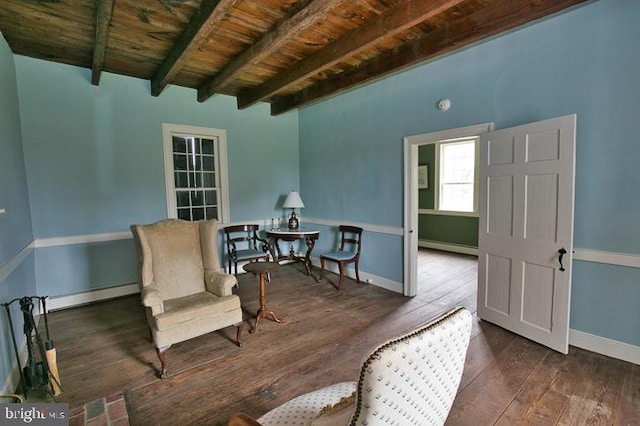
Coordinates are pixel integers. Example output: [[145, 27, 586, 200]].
[[243, 262, 284, 333], [265, 228, 320, 277]]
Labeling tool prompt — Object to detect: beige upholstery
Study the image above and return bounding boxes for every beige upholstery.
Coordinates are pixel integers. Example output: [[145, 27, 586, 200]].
[[131, 219, 243, 378], [229, 307, 472, 426]]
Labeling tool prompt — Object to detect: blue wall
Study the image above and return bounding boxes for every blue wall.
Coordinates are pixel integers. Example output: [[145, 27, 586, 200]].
[[14, 57, 299, 296], [299, 0, 640, 346], [0, 32, 36, 391], [0, 37, 32, 266]]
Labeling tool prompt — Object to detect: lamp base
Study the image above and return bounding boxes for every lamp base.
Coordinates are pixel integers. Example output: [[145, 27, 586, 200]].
[[288, 211, 299, 230]]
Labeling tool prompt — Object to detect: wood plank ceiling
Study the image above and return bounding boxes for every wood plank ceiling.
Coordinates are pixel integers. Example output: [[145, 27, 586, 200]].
[[0, 0, 589, 115]]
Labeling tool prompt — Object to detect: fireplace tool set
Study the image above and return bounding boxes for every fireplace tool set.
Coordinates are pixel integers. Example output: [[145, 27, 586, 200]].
[[3, 296, 62, 400]]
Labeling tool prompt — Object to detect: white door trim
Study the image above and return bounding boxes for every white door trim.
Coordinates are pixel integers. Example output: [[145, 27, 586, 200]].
[[403, 122, 493, 296]]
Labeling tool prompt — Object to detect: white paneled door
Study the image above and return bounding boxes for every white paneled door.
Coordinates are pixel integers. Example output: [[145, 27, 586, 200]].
[[477, 115, 576, 353]]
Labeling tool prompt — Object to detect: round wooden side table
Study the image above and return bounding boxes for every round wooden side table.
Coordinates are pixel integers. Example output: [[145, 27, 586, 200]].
[[243, 261, 283, 333]]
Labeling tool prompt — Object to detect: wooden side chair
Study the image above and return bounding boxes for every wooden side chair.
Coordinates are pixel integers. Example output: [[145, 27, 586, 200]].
[[320, 225, 363, 290], [224, 224, 270, 275]]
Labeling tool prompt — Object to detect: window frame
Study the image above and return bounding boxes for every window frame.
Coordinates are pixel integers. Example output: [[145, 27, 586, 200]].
[[434, 136, 480, 216], [162, 123, 230, 223]]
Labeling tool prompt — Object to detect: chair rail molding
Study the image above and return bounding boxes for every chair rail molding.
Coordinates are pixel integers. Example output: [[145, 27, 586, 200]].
[[0, 242, 34, 284], [303, 217, 403, 236], [572, 248, 640, 269], [33, 231, 133, 248], [31, 220, 281, 248]]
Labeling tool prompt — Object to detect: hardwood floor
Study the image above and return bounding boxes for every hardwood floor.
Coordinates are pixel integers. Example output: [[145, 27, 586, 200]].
[[43, 250, 639, 425]]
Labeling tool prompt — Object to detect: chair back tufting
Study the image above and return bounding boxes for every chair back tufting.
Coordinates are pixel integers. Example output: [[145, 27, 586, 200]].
[[350, 307, 472, 425]]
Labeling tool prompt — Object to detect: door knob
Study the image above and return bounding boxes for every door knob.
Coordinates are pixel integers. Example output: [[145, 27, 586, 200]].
[[558, 247, 567, 271]]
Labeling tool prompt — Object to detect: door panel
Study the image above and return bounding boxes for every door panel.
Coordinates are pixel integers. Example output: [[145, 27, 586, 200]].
[[488, 136, 516, 165], [526, 129, 561, 162], [485, 254, 512, 315], [525, 174, 558, 241], [478, 114, 576, 353], [487, 176, 514, 236], [522, 261, 554, 331]]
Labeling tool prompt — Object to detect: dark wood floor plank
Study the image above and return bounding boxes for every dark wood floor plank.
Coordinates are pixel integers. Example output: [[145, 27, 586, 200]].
[[556, 350, 629, 425], [457, 320, 518, 390], [494, 347, 589, 425], [614, 358, 640, 424], [446, 336, 550, 425]]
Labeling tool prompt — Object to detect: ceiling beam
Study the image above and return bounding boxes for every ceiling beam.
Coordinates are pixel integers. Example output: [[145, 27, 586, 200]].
[[91, 0, 115, 86], [151, 0, 239, 97], [197, 0, 344, 103], [236, 0, 465, 109], [270, 0, 589, 115]]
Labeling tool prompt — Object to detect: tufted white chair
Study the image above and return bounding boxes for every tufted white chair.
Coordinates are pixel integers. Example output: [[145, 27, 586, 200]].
[[228, 306, 472, 426]]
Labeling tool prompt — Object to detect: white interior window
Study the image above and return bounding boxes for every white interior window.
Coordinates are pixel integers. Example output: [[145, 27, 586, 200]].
[[162, 123, 230, 222], [437, 137, 478, 213]]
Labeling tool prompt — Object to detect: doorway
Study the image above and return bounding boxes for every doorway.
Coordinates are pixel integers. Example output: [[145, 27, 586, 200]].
[[403, 123, 493, 297], [404, 115, 576, 353]]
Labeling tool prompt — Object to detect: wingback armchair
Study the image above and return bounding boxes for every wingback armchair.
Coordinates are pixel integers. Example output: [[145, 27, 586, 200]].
[[131, 219, 243, 379], [229, 307, 472, 425]]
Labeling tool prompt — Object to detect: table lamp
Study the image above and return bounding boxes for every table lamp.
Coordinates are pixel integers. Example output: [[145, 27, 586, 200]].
[[283, 191, 305, 229]]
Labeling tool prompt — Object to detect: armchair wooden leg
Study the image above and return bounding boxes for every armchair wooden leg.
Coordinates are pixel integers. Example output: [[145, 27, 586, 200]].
[[337, 262, 345, 291], [236, 323, 244, 347], [228, 413, 262, 426], [156, 346, 170, 379], [355, 260, 360, 283]]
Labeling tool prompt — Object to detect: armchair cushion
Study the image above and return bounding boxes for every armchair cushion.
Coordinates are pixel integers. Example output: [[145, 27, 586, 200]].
[[311, 390, 356, 425], [152, 292, 240, 331], [257, 382, 356, 426], [138, 219, 206, 300]]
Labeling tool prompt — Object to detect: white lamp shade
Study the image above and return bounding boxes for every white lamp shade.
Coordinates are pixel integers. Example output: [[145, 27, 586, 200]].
[[283, 191, 305, 208]]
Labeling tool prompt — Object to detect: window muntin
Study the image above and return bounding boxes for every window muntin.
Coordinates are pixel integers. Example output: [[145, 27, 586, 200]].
[[437, 138, 478, 213], [163, 124, 229, 222], [172, 136, 219, 221]]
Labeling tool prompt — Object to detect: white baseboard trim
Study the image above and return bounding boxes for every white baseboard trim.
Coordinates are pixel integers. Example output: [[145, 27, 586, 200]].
[[418, 240, 478, 256], [310, 257, 403, 294], [47, 283, 140, 311], [569, 329, 640, 365]]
